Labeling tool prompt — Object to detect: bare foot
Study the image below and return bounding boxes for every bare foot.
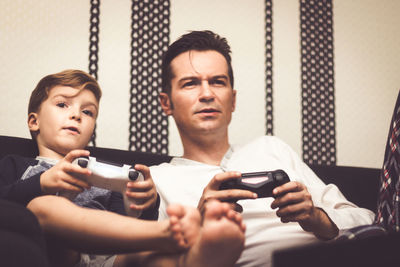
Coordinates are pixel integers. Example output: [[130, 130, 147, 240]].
[[167, 203, 202, 250], [180, 200, 246, 267]]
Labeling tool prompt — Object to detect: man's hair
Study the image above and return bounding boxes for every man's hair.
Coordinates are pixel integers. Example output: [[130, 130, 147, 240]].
[[28, 69, 102, 115], [161, 30, 234, 95]]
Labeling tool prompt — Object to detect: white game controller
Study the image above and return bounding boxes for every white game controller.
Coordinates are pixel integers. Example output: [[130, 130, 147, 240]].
[[61, 156, 144, 218]]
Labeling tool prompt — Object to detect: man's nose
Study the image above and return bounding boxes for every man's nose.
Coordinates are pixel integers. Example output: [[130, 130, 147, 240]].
[[199, 81, 215, 101]]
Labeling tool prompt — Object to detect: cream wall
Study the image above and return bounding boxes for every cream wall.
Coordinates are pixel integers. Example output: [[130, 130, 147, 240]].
[[0, 0, 399, 168]]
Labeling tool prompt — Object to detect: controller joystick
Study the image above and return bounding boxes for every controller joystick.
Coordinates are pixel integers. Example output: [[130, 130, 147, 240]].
[[219, 169, 290, 198], [60, 156, 144, 218]]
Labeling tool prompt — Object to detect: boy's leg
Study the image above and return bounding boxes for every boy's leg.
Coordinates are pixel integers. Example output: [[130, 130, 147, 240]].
[[178, 200, 245, 267], [116, 200, 246, 267], [0, 199, 49, 267], [27, 195, 187, 254]]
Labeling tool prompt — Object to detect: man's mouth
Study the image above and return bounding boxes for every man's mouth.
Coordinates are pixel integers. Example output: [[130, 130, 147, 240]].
[[196, 108, 220, 114]]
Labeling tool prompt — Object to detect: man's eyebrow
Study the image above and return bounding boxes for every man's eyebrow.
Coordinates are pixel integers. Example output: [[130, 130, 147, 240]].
[[179, 75, 229, 82], [178, 76, 200, 82], [209, 75, 229, 80]]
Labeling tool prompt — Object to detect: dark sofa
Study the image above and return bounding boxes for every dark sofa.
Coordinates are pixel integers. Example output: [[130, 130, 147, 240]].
[[3, 134, 397, 266], [0, 135, 380, 213]]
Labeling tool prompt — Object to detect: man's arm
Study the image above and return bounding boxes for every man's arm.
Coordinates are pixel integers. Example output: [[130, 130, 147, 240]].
[[271, 181, 339, 240]]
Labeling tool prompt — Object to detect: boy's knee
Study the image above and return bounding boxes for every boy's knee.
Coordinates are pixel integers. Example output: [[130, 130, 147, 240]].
[[27, 195, 68, 224]]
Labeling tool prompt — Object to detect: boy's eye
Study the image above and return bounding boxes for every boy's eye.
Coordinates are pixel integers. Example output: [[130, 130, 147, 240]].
[[83, 110, 94, 117], [56, 102, 67, 108]]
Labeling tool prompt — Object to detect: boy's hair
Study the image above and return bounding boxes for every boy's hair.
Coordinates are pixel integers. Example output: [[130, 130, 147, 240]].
[[161, 30, 234, 95], [28, 69, 102, 114], [28, 69, 102, 139]]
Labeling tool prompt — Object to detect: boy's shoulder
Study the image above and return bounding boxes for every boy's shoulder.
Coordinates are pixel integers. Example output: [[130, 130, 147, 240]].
[[0, 154, 39, 171]]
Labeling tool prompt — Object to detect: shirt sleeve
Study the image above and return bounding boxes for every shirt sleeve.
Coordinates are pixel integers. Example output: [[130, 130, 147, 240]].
[[271, 137, 375, 229], [0, 155, 43, 206]]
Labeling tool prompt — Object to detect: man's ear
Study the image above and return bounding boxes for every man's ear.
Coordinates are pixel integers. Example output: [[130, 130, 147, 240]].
[[28, 112, 39, 132], [231, 89, 237, 112], [159, 92, 173, 115]]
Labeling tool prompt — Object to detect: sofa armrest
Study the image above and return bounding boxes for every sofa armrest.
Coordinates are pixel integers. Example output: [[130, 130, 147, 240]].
[[309, 164, 380, 212]]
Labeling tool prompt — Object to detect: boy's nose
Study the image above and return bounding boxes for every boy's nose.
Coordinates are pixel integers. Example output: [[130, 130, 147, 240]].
[[70, 109, 81, 121]]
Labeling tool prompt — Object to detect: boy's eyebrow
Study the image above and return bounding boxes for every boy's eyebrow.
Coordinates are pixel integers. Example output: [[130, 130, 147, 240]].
[[51, 93, 99, 111]]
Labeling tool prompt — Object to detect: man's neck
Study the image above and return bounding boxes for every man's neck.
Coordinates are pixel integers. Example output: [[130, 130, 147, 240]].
[[180, 134, 230, 166]]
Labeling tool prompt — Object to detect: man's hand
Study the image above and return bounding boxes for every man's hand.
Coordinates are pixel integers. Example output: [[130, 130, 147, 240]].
[[271, 181, 338, 240], [40, 150, 91, 195], [124, 164, 158, 212], [197, 171, 257, 213]]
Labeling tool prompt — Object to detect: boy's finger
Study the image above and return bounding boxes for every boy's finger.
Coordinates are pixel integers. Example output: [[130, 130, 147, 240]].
[[133, 164, 150, 179], [64, 150, 90, 163], [127, 180, 152, 189], [64, 173, 91, 189], [60, 181, 85, 192]]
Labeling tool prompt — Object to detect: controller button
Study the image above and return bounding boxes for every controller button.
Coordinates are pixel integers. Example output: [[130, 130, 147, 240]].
[[78, 159, 88, 168], [129, 170, 139, 181]]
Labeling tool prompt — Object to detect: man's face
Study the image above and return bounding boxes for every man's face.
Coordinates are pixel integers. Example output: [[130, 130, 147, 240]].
[[28, 86, 99, 159], [160, 50, 236, 138]]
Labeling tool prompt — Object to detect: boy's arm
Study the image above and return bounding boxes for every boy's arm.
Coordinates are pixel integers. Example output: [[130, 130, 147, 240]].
[[108, 192, 160, 220], [0, 155, 43, 206]]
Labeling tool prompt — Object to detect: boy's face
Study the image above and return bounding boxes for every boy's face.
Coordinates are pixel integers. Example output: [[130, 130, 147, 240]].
[[28, 86, 99, 159], [160, 50, 236, 138]]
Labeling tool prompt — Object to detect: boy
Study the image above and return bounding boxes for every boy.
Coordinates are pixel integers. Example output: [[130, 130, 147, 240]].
[[0, 69, 245, 266]]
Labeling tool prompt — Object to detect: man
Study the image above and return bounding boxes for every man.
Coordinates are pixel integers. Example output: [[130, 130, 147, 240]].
[[151, 30, 375, 266]]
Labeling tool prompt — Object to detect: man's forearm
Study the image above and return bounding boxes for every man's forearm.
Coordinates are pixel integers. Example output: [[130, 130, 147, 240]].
[[300, 207, 339, 240]]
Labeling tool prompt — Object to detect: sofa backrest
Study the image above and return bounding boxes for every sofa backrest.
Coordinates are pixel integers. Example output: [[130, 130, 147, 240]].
[[0, 135, 379, 211], [0, 135, 172, 167]]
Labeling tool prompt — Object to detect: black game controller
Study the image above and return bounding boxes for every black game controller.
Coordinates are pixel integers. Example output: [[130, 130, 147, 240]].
[[61, 156, 144, 217], [219, 170, 290, 198]]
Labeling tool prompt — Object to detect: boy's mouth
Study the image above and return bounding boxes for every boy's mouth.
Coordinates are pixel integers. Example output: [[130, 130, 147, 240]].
[[64, 127, 80, 134]]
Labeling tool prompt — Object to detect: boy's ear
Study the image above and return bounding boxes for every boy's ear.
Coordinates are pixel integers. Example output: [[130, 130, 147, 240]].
[[159, 92, 173, 115], [28, 112, 39, 132]]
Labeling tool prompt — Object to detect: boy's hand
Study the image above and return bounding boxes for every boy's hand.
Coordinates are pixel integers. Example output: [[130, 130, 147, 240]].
[[124, 164, 158, 212], [40, 150, 92, 195]]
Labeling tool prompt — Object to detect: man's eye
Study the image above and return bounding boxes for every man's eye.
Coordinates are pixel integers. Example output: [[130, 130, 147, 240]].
[[83, 110, 94, 117], [182, 80, 198, 88], [56, 102, 67, 108], [211, 79, 226, 86]]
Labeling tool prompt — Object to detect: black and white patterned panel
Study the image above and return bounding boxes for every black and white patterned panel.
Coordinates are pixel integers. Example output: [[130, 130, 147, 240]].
[[265, 0, 273, 136], [89, 0, 100, 146], [129, 0, 170, 154], [300, 0, 336, 165]]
